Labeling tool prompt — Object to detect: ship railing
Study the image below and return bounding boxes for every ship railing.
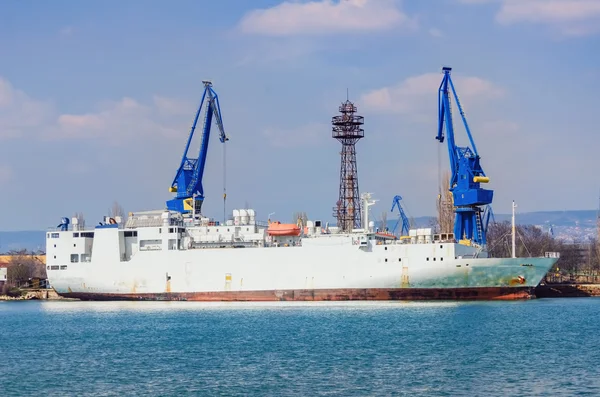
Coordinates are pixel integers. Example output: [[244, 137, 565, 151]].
[[256, 220, 269, 228], [47, 223, 129, 233], [544, 251, 561, 258]]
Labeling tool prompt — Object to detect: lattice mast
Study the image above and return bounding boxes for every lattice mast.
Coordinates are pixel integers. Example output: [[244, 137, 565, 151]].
[[332, 99, 365, 231]]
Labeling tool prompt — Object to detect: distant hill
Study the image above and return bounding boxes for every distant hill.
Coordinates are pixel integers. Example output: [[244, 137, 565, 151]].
[[383, 210, 598, 229], [383, 210, 598, 242], [0, 231, 46, 253], [492, 210, 598, 228], [2, 210, 598, 252]]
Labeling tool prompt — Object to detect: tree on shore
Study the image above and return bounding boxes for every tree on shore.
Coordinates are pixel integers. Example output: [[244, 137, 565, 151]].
[[292, 211, 308, 227], [6, 249, 46, 287], [109, 201, 126, 221], [379, 211, 388, 232], [73, 211, 86, 229], [436, 170, 454, 235], [486, 221, 599, 282]]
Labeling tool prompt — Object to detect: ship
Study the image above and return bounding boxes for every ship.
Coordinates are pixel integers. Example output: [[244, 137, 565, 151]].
[[45, 192, 559, 301], [45, 70, 560, 301]]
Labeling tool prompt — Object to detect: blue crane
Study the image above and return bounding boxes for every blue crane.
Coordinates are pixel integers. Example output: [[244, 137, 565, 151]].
[[391, 195, 411, 237], [436, 66, 493, 245], [167, 81, 229, 215]]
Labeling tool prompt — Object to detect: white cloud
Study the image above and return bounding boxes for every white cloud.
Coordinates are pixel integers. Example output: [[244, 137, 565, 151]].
[[497, 0, 600, 24], [361, 72, 504, 118], [238, 0, 416, 36], [456, 0, 497, 4], [262, 122, 329, 147], [0, 76, 193, 144], [460, 0, 600, 36], [0, 77, 54, 140], [152, 95, 194, 117], [54, 97, 188, 143]]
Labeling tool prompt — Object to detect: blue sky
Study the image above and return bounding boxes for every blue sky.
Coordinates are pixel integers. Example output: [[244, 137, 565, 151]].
[[1, 0, 599, 231]]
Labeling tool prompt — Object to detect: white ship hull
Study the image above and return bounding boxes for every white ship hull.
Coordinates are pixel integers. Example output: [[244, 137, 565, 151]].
[[46, 221, 558, 301]]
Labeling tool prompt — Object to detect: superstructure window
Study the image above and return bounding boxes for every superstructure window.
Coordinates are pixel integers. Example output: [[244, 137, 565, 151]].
[[140, 239, 162, 251], [124, 231, 138, 237], [81, 254, 91, 262], [51, 233, 59, 238], [70, 254, 79, 263], [74, 233, 80, 237], [81, 232, 94, 238], [169, 228, 174, 233]]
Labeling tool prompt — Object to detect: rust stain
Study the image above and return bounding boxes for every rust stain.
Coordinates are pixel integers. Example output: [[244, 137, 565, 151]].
[[60, 286, 536, 302], [225, 273, 232, 291], [165, 273, 171, 293], [401, 266, 409, 288], [509, 276, 526, 286]]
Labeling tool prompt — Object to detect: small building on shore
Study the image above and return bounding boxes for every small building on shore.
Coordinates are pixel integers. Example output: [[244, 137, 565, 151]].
[[0, 266, 7, 286]]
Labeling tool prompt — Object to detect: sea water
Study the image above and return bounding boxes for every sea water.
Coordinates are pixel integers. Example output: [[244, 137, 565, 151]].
[[1, 299, 599, 396]]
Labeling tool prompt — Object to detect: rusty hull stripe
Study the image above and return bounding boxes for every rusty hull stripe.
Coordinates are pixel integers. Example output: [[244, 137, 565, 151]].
[[60, 287, 535, 301]]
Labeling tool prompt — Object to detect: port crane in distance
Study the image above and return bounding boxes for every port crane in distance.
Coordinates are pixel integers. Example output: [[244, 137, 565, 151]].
[[167, 81, 229, 216], [391, 195, 411, 237], [436, 66, 493, 246]]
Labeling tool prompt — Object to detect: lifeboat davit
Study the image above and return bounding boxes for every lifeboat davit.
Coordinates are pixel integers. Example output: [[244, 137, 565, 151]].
[[267, 221, 301, 236]]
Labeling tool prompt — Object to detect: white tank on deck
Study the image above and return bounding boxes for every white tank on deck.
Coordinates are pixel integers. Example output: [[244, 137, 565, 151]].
[[233, 209, 240, 226], [248, 209, 256, 224], [161, 211, 170, 226], [240, 209, 249, 225]]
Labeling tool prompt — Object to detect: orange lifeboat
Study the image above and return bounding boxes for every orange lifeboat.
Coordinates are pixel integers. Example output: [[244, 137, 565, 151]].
[[267, 221, 301, 236]]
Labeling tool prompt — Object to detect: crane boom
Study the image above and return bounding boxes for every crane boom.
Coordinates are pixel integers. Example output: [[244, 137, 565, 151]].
[[167, 81, 229, 215], [436, 67, 493, 245]]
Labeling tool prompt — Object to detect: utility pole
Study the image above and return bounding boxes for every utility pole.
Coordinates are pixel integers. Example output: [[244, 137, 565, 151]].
[[512, 200, 517, 258]]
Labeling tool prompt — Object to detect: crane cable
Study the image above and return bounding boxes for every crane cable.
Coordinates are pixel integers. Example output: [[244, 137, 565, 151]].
[[223, 142, 227, 223]]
